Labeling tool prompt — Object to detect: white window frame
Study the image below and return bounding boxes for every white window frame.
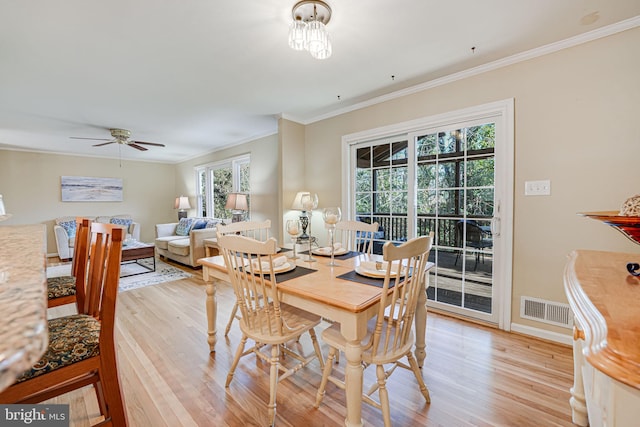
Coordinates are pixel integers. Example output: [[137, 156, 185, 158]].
[[195, 154, 250, 219]]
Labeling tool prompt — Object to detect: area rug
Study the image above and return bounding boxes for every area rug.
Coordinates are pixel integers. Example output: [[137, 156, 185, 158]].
[[46, 257, 193, 292]]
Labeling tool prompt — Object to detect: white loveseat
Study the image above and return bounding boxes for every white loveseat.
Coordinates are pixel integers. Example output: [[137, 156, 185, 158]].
[[54, 215, 140, 261], [155, 218, 223, 267]]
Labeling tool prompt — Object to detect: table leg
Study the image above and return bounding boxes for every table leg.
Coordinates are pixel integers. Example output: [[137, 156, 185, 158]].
[[570, 327, 588, 426], [344, 340, 364, 427], [202, 267, 217, 353], [414, 273, 428, 368]]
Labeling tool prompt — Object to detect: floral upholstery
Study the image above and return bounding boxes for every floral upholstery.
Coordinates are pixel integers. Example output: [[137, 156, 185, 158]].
[[47, 276, 76, 299], [15, 314, 100, 383]]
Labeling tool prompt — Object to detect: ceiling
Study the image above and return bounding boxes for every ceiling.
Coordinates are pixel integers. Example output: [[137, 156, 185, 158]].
[[0, 1, 638, 163]]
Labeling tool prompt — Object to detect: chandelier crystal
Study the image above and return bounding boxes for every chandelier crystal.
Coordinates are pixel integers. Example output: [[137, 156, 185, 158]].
[[288, 1, 332, 59]]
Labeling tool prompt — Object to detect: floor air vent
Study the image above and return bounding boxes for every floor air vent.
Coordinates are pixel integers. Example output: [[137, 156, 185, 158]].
[[520, 296, 573, 328]]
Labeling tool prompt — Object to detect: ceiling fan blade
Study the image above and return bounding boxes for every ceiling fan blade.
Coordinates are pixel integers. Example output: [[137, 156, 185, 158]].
[[128, 143, 148, 151], [70, 136, 112, 141], [93, 141, 116, 147], [131, 140, 165, 147]]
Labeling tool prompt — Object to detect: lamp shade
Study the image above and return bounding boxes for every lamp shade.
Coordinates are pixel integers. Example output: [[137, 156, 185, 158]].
[[291, 191, 311, 210], [175, 196, 191, 210], [225, 193, 248, 211]]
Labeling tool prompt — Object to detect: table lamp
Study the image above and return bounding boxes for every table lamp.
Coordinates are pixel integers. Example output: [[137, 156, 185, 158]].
[[175, 196, 191, 220], [226, 193, 248, 223], [291, 191, 311, 240]]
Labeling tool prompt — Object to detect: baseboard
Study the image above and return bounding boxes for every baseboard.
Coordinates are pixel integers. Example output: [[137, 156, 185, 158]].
[[510, 322, 573, 346]]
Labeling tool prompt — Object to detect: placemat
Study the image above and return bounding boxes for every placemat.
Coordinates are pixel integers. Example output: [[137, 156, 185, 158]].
[[275, 265, 317, 283], [299, 250, 360, 260], [336, 270, 392, 289]]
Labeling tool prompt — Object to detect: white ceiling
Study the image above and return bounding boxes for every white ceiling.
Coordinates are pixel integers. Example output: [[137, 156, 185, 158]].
[[0, 1, 638, 163]]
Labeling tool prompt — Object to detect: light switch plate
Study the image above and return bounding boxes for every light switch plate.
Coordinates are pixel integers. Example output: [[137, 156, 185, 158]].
[[525, 180, 551, 196]]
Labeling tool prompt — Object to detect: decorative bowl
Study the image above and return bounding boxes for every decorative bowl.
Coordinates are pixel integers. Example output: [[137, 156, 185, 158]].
[[580, 211, 640, 276], [579, 211, 640, 245]]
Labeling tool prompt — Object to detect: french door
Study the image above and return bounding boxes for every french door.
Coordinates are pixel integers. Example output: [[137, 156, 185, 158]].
[[344, 100, 513, 327]]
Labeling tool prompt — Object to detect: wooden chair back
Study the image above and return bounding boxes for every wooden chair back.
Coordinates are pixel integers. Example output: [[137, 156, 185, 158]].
[[335, 220, 379, 254], [83, 223, 124, 322], [368, 233, 433, 359], [217, 219, 271, 242], [71, 217, 92, 310], [217, 233, 291, 338]]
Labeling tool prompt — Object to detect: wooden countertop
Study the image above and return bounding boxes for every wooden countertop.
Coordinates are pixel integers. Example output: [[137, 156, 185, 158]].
[[0, 224, 48, 391], [564, 249, 640, 390]]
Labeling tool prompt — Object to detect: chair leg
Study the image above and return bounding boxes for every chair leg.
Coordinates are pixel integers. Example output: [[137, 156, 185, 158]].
[[268, 345, 280, 427], [407, 352, 431, 403], [376, 364, 392, 427], [308, 328, 324, 369], [314, 347, 337, 408], [98, 363, 128, 426], [226, 335, 248, 387], [224, 302, 239, 337]]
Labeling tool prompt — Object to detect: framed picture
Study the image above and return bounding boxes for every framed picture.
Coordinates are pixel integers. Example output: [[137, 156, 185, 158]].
[[61, 176, 123, 202]]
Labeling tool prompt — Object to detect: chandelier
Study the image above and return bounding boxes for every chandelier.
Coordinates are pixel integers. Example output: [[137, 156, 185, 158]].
[[288, 1, 332, 60]]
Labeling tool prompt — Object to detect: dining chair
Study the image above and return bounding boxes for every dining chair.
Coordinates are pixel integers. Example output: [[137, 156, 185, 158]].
[[47, 217, 91, 309], [217, 233, 324, 426], [335, 220, 379, 254], [314, 235, 433, 426], [217, 219, 272, 336], [0, 223, 129, 426]]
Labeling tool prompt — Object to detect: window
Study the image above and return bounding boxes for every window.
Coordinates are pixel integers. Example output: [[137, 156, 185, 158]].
[[195, 155, 250, 219]]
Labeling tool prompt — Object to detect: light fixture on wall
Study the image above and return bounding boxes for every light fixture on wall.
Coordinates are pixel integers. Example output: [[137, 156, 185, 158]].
[[175, 196, 191, 220], [0, 194, 11, 222], [225, 193, 248, 223], [288, 1, 332, 60]]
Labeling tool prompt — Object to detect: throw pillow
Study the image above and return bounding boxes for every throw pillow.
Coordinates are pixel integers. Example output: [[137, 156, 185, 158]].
[[110, 217, 133, 227], [176, 218, 195, 236], [59, 220, 76, 239], [191, 219, 207, 230]]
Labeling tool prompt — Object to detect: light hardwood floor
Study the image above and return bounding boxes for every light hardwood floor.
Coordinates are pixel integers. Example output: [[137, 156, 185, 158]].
[[46, 258, 575, 427]]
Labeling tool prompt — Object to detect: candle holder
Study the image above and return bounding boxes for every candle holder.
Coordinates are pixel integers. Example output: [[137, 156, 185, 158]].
[[286, 219, 301, 259], [323, 207, 342, 266]]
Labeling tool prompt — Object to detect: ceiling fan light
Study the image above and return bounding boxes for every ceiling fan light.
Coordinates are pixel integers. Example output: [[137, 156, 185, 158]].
[[288, 18, 307, 51]]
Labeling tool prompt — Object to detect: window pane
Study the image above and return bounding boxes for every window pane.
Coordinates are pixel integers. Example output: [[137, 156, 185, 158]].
[[391, 166, 408, 190], [355, 193, 371, 214], [467, 124, 495, 151], [375, 168, 390, 191], [372, 144, 391, 168], [390, 217, 408, 242], [391, 140, 408, 163], [417, 164, 436, 190], [436, 189, 462, 215], [466, 157, 494, 187], [417, 190, 436, 215], [438, 131, 461, 154], [416, 133, 437, 158], [356, 146, 371, 169], [356, 168, 372, 192], [374, 192, 390, 213], [213, 167, 232, 218], [391, 191, 407, 214], [466, 188, 494, 217], [438, 161, 463, 188]]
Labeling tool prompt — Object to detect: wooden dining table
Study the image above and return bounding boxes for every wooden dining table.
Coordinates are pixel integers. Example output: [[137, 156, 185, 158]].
[[198, 250, 434, 427]]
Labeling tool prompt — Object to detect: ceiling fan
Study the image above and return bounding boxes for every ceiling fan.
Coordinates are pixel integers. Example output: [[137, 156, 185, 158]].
[[70, 128, 165, 151]]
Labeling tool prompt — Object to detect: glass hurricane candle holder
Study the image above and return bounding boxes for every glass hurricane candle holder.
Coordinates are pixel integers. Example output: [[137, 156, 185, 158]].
[[323, 207, 342, 266], [286, 219, 301, 259]]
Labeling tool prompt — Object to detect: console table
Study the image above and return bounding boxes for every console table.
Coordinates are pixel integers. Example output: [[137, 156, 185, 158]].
[[564, 250, 640, 427], [0, 224, 48, 392]]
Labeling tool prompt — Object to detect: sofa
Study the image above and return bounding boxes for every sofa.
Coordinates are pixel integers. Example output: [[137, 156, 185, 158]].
[[54, 215, 140, 261], [155, 217, 223, 267]]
